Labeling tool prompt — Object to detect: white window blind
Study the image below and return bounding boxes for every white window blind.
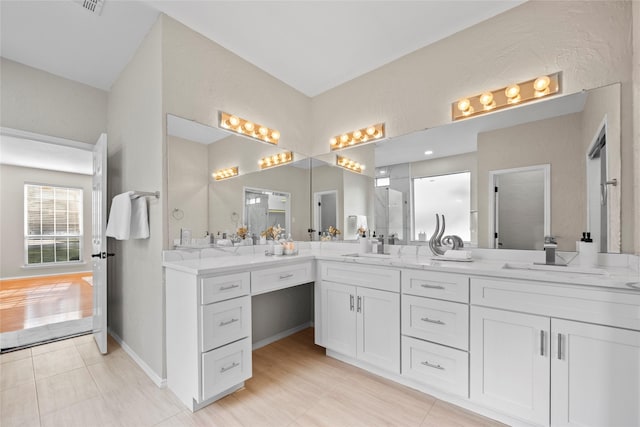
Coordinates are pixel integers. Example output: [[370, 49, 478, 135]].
[[24, 184, 83, 265]]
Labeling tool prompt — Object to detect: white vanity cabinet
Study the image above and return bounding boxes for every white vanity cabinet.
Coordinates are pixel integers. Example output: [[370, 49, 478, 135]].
[[400, 269, 470, 397], [318, 261, 401, 373], [165, 269, 252, 411], [470, 276, 640, 427]]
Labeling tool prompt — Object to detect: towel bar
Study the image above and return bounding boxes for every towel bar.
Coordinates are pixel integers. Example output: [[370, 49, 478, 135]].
[[132, 191, 160, 199]]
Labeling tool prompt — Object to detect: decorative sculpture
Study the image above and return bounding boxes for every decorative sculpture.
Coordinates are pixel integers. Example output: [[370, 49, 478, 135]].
[[429, 214, 464, 256]]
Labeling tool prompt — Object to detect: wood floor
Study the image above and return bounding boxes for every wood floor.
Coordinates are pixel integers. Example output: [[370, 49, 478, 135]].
[[0, 328, 505, 427], [0, 273, 92, 333]]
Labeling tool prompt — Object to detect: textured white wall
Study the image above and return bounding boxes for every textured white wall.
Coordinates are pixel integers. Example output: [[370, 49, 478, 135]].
[[0, 58, 107, 143], [311, 1, 635, 252], [107, 17, 165, 379]]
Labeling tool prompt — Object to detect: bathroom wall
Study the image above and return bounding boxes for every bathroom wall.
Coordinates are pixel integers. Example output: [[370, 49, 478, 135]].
[[167, 135, 210, 242], [107, 17, 165, 381], [633, 2, 640, 255], [477, 113, 584, 251], [311, 0, 636, 253], [0, 58, 107, 143], [0, 165, 92, 279]]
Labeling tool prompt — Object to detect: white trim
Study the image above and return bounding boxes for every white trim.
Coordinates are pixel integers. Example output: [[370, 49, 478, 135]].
[[252, 321, 312, 350], [488, 164, 550, 248], [108, 329, 166, 388], [0, 127, 94, 151]]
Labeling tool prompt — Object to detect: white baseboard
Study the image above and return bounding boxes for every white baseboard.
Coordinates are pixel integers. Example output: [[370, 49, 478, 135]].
[[108, 329, 166, 388], [252, 321, 312, 350]]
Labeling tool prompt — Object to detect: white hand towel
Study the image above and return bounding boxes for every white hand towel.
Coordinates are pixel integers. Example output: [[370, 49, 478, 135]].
[[105, 192, 134, 240], [129, 196, 150, 239]]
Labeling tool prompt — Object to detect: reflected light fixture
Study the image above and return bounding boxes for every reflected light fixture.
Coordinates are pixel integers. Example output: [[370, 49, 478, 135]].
[[330, 123, 385, 151], [212, 166, 239, 181], [219, 111, 280, 145], [336, 155, 365, 174], [452, 72, 560, 121], [424, 150, 434, 156], [258, 151, 293, 170]]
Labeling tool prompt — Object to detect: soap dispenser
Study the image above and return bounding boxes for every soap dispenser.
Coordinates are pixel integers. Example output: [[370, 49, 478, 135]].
[[578, 232, 597, 267]]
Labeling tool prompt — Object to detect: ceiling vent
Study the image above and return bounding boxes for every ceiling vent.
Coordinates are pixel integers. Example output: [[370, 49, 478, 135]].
[[73, 0, 105, 15]]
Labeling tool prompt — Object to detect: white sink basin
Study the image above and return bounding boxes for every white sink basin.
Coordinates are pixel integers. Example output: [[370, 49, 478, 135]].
[[342, 253, 392, 259], [502, 262, 608, 276]]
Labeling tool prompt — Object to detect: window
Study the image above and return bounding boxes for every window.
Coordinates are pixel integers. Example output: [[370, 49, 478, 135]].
[[413, 172, 471, 241], [375, 177, 390, 187], [24, 184, 83, 265]]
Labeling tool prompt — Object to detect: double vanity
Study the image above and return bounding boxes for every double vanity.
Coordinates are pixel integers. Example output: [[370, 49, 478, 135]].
[[163, 243, 640, 427]]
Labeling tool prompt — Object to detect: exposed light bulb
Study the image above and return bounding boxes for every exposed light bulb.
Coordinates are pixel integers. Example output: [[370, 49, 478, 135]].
[[366, 126, 376, 136], [244, 122, 254, 132], [457, 98, 471, 112], [340, 134, 349, 143], [258, 127, 268, 136], [229, 116, 240, 127], [505, 84, 520, 99], [330, 137, 337, 146], [270, 131, 280, 141], [479, 92, 494, 106], [353, 130, 362, 139], [533, 75, 551, 92], [424, 150, 433, 155]]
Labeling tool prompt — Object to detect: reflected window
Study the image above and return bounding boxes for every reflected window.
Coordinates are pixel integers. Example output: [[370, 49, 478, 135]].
[[24, 184, 83, 265], [413, 172, 470, 241], [375, 177, 390, 187]]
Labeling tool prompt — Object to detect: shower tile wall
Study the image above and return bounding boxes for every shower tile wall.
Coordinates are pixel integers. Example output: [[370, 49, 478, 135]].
[[375, 163, 410, 243]]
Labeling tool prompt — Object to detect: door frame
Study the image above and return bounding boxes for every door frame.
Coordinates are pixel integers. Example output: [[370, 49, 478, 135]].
[[488, 164, 550, 248], [313, 190, 338, 240]]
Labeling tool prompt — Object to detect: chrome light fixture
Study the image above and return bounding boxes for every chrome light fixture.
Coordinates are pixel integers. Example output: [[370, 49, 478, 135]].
[[452, 72, 560, 121], [219, 112, 280, 145]]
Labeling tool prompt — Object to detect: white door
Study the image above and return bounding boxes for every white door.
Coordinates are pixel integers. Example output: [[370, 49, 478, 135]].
[[470, 306, 550, 426], [322, 281, 357, 358], [551, 319, 640, 427], [92, 133, 108, 354], [356, 287, 400, 373]]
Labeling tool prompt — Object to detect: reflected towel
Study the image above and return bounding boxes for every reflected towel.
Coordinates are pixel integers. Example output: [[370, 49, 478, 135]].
[[105, 192, 150, 240], [129, 196, 149, 239], [105, 191, 134, 240], [444, 250, 472, 260]]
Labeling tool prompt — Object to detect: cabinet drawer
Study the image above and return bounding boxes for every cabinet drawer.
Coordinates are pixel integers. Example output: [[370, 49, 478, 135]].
[[401, 336, 468, 398], [402, 269, 469, 303], [202, 337, 252, 401], [470, 277, 640, 330], [320, 262, 400, 292], [201, 295, 251, 352], [201, 272, 250, 304], [251, 261, 314, 295], [402, 295, 469, 350]]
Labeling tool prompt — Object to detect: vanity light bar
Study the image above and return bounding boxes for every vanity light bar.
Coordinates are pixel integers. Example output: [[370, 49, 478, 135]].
[[258, 151, 293, 170], [452, 72, 561, 121], [219, 112, 280, 145], [330, 123, 385, 151], [336, 155, 365, 174], [212, 166, 238, 181]]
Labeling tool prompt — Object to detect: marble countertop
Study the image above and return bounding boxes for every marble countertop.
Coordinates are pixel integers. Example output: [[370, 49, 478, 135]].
[[163, 244, 640, 292]]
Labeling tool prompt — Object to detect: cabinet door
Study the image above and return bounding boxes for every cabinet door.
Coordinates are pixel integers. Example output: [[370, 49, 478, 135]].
[[470, 306, 550, 426], [321, 281, 357, 358], [357, 287, 400, 373], [551, 319, 640, 427]]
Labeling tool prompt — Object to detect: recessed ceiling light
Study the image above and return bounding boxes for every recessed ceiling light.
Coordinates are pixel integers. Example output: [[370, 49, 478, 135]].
[[424, 150, 433, 155]]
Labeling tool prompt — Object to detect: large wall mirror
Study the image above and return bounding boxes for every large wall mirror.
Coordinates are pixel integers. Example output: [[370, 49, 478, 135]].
[[317, 83, 621, 253], [166, 114, 311, 247]]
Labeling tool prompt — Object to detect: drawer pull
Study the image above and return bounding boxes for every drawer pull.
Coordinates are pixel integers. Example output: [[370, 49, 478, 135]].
[[420, 284, 445, 290], [357, 296, 362, 313], [279, 273, 294, 280], [350, 294, 354, 311], [220, 361, 240, 373], [421, 317, 445, 325], [540, 330, 545, 356], [421, 361, 445, 370], [219, 283, 240, 291], [219, 318, 239, 327], [557, 333, 563, 360]]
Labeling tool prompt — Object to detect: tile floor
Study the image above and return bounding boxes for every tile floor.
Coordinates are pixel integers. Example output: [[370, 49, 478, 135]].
[[0, 329, 505, 426]]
